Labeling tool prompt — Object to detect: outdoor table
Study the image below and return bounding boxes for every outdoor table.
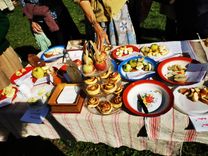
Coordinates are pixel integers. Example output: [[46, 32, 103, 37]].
[[0, 40, 207, 156]]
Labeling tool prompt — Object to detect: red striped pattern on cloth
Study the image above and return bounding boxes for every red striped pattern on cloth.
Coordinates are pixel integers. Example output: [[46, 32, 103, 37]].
[[101, 115, 108, 143], [76, 112, 87, 141], [184, 130, 197, 142], [112, 113, 121, 146]]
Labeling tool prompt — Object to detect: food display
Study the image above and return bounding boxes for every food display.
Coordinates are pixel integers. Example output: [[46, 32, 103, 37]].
[[82, 41, 109, 76], [140, 43, 169, 57], [32, 66, 50, 79], [122, 57, 153, 72], [165, 64, 187, 83], [0, 85, 16, 99], [40, 46, 65, 62], [178, 86, 208, 104], [83, 71, 122, 96], [111, 45, 140, 61], [118, 56, 157, 81], [86, 95, 123, 115]]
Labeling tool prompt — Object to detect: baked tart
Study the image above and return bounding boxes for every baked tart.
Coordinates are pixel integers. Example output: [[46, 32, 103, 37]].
[[100, 69, 112, 79], [101, 83, 117, 94], [114, 85, 123, 95], [108, 72, 121, 83], [84, 77, 98, 85], [111, 95, 122, 108], [87, 97, 100, 108], [86, 84, 101, 96], [97, 101, 113, 115]]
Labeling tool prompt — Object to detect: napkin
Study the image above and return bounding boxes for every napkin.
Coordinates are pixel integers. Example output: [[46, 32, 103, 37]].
[[57, 86, 80, 104], [20, 105, 49, 124], [189, 114, 208, 132], [186, 63, 208, 82]]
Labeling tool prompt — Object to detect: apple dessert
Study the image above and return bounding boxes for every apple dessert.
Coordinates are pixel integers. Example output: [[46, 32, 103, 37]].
[[122, 57, 153, 72], [108, 72, 121, 83], [87, 97, 100, 108], [97, 101, 113, 115], [1, 85, 16, 98], [101, 83, 117, 94], [178, 86, 208, 104], [86, 84, 101, 96], [110, 95, 122, 108], [115, 45, 133, 57], [140, 44, 169, 57], [165, 64, 187, 83]]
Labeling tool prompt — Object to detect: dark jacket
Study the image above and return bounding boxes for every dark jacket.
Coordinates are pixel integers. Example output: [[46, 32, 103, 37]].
[[0, 11, 10, 54]]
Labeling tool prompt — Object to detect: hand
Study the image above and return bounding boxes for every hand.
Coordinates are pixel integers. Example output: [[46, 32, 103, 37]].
[[31, 22, 43, 33], [93, 23, 110, 51]]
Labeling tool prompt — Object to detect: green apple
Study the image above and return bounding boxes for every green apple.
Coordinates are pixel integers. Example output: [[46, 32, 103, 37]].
[[150, 44, 159, 52], [129, 60, 137, 68], [32, 67, 45, 79], [123, 63, 132, 72], [82, 64, 94, 74]]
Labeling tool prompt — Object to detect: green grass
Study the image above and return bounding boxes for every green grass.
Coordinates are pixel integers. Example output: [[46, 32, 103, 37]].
[[5, 1, 208, 156]]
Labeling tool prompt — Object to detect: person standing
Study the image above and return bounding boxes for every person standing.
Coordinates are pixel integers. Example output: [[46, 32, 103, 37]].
[[0, 11, 23, 90], [75, 0, 137, 51], [20, 0, 82, 48]]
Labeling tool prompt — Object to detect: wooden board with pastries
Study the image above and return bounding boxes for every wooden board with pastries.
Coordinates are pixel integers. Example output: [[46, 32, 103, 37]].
[[48, 83, 85, 113]]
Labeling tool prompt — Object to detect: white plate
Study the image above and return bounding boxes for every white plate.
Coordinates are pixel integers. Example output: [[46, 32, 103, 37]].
[[173, 82, 208, 115], [40, 45, 65, 62], [123, 80, 174, 117]]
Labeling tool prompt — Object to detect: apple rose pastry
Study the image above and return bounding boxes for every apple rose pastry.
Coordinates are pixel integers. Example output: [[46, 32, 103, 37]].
[[108, 72, 121, 83], [86, 84, 101, 96], [100, 69, 112, 79], [84, 77, 98, 85], [114, 85, 123, 95], [111, 95, 122, 108], [101, 83, 117, 94], [87, 97, 100, 108], [97, 101, 113, 115]]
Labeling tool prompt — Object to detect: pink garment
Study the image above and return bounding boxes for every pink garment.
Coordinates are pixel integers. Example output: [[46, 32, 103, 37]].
[[23, 3, 59, 32]]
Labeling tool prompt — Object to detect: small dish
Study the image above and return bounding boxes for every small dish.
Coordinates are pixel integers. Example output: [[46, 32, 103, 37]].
[[118, 56, 157, 81], [173, 82, 208, 115], [40, 45, 65, 62], [10, 66, 33, 85], [111, 45, 140, 61], [157, 57, 199, 85]]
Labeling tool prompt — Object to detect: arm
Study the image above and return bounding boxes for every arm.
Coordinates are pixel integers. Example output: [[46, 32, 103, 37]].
[[0, 12, 9, 44], [79, 0, 109, 51]]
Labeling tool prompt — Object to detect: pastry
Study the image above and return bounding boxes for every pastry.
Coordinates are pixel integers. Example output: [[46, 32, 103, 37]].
[[100, 69, 111, 79], [114, 85, 123, 95], [84, 77, 98, 85], [86, 84, 100, 95], [111, 95, 122, 108], [97, 101, 113, 115], [108, 72, 121, 83], [174, 74, 187, 83], [101, 83, 117, 94], [87, 97, 100, 108]]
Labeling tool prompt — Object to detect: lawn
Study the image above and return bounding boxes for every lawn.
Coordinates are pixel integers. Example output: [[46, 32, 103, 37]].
[[5, 0, 208, 155]]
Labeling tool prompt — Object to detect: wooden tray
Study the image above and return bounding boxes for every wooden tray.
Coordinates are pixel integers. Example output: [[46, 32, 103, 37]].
[[48, 83, 85, 113]]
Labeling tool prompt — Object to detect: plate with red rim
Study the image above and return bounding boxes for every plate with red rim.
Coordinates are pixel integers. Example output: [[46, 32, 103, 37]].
[[111, 45, 140, 61], [10, 66, 34, 84], [122, 80, 174, 117], [0, 86, 18, 103], [157, 56, 199, 85]]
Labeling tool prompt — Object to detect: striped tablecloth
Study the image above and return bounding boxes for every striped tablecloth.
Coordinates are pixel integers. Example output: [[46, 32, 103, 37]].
[[0, 40, 207, 156]]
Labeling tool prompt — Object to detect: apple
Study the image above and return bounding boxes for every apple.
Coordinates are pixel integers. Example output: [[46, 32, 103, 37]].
[[83, 64, 95, 74], [94, 60, 107, 71], [129, 60, 137, 68], [73, 59, 82, 66], [123, 64, 132, 72], [32, 67, 45, 79]]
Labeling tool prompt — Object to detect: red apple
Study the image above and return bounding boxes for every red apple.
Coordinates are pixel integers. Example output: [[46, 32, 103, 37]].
[[94, 60, 107, 71], [73, 59, 82, 66]]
